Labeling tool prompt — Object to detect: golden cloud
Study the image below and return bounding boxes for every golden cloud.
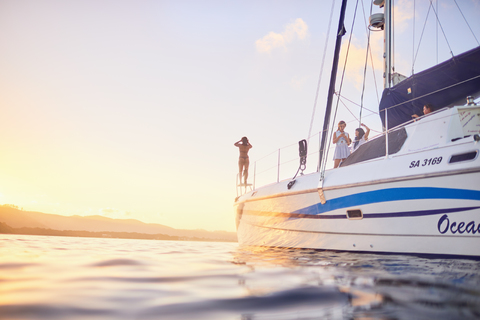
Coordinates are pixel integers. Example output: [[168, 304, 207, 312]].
[[393, 0, 415, 32], [256, 18, 309, 53], [338, 34, 384, 89]]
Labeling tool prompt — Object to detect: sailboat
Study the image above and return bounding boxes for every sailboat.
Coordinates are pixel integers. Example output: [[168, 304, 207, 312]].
[[234, 0, 480, 257]]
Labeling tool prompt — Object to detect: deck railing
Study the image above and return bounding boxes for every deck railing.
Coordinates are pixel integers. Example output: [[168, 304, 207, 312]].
[[239, 106, 438, 196], [248, 132, 322, 192], [244, 126, 386, 194]]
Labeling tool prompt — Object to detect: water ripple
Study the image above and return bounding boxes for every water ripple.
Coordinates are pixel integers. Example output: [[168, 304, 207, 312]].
[[1, 235, 480, 320], [90, 258, 145, 267]]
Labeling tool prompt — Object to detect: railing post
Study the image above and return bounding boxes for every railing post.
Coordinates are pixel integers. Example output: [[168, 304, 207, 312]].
[[277, 149, 281, 183], [236, 174, 239, 197], [317, 130, 322, 172], [253, 162, 256, 190], [385, 108, 389, 157]]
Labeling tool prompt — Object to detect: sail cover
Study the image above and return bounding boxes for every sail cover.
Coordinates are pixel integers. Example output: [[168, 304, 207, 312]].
[[379, 46, 480, 129]]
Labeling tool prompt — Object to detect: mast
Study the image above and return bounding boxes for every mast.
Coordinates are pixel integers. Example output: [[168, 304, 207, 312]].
[[384, 0, 392, 89], [383, 0, 391, 156], [318, 0, 348, 172]]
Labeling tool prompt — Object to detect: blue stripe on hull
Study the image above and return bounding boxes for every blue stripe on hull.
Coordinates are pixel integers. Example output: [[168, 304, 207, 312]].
[[293, 187, 480, 216], [285, 206, 480, 220]]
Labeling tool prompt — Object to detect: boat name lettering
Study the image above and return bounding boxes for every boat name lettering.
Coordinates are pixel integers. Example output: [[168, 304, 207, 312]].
[[437, 214, 480, 235], [409, 157, 443, 168]]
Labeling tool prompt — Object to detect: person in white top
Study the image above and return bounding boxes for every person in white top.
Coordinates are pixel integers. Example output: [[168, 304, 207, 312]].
[[332, 120, 351, 168], [351, 123, 370, 153]]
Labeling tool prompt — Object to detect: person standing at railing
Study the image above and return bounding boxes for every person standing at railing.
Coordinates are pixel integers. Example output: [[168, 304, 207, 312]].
[[412, 103, 434, 119], [234, 137, 253, 185], [351, 123, 370, 153], [332, 120, 351, 168]]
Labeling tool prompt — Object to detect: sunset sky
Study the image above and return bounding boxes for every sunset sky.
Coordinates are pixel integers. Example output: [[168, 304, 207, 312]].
[[1, 0, 479, 232]]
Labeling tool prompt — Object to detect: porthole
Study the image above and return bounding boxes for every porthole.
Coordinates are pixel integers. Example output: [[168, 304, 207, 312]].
[[449, 151, 478, 164], [346, 209, 363, 220]]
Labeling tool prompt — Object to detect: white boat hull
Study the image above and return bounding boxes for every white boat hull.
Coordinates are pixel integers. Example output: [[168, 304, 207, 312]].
[[235, 112, 480, 257], [236, 171, 480, 256]]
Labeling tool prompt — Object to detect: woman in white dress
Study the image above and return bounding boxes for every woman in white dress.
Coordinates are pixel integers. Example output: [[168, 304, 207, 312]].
[[332, 120, 351, 168], [351, 123, 370, 153]]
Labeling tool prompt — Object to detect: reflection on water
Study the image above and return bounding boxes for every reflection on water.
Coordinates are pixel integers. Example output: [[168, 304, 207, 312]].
[[233, 246, 480, 319], [0, 235, 479, 319]]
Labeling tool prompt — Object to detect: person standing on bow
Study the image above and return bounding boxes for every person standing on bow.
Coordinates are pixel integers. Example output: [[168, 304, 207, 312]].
[[351, 123, 370, 153], [234, 137, 253, 185], [332, 121, 351, 168]]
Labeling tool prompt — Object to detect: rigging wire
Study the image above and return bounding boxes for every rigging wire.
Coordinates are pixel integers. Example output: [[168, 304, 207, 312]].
[[336, 93, 378, 114], [307, 0, 336, 144], [413, 0, 454, 73], [429, 0, 453, 57], [393, 0, 395, 75], [366, 2, 381, 107], [412, 3, 432, 68], [335, 95, 383, 133], [358, 0, 374, 126], [322, 0, 360, 173], [337, 93, 361, 120], [412, 0, 415, 75], [369, 46, 381, 105], [436, 0, 438, 64], [453, 0, 480, 46]]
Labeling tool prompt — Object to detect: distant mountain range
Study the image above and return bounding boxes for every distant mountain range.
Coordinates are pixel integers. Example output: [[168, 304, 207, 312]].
[[0, 205, 237, 242]]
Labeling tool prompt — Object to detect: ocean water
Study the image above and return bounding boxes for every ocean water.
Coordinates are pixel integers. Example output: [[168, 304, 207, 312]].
[[1, 234, 480, 320]]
